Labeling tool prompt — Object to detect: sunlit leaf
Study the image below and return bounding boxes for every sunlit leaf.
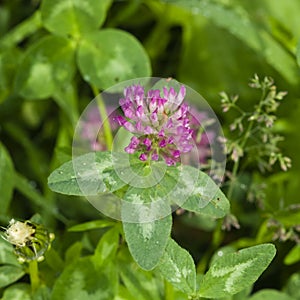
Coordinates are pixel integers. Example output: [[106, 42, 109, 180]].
[[284, 244, 300, 265], [172, 165, 230, 218], [123, 215, 172, 270], [158, 238, 196, 294], [1, 283, 31, 300], [14, 35, 76, 99], [118, 247, 163, 300], [77, 29, 151, 89], [198, 244, 276, 298], [68, 219, 116, 232], [51, 256, 116, 300], [94, 226, 119, 266], [48, 152, 126, 195], [65, 242, 82, 266], [284, 271, 300, 299], [41, 0, 112, 37]]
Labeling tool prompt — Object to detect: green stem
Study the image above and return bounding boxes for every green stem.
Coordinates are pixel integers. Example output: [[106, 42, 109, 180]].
[[91, 85, 113, 151], [227, 85, 266, 201], [0, 11, 42, 48], [164, 280, 174, 300], [28, 260, 39, 292], [209, 82, 269, 256]]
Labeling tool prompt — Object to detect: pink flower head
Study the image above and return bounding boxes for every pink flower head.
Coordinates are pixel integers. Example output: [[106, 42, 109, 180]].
[[183, 107, 216, 166], [81, 106, 118, 151], [116, 84, 194, 166]]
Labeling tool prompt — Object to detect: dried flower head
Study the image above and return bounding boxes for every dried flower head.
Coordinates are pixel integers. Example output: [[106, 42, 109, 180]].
[[3, 219, 35, 247], [115, 84, 194, 165], [1, 219, 54, 262]]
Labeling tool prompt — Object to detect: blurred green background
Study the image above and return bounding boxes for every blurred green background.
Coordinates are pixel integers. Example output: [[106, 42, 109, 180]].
[[0, 0, 300, 295]]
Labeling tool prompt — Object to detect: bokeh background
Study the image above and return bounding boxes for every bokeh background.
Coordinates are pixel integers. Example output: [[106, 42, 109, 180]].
[[1, 0, 300, 296]]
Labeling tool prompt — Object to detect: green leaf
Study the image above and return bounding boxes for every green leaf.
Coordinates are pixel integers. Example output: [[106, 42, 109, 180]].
[[51, 256, 116, 300], [0, 11, 42, 49], [41, 0, 112, 37], [77, 29, 151, 89], [274, 209, 300, 227], [171, 165, 230, 218], [117, 247, 163, 300], [158, 238, 196, 294], [284, 244, 300, 265], [284, 272, 300, 299], [123, 215, 172, 270], [14, 35, 76, 99], [33, 285, 51, 300], [0, 265, 25, 289], [249, 289, 292, 300], [297, 40, 300, 68], [45, 248, 64, 272], [198, 244, 276, 298], [115, 285, 137, 300], [0, 142, 14, 215], [164, 0, 299, 85], [0, 143, 14, 215], [121, 165, 176, 221], [68, 219, 116, 232], [94, 226, 119, 266], [48, 152, 128, 195], [65, 242, 82, 266], [0, 48, 22, 103], [1, 283, 31, 300], [53, 84, 79, 127], [0, 238, 20, 266]]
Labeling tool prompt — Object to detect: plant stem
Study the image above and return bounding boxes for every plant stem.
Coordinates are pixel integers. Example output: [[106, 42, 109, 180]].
[[91, 85, 113, 151], [28, 260, 39, 292], [227, 85, 266, 201], [164, 280, 174, 300], [0, 11, 42, 48]]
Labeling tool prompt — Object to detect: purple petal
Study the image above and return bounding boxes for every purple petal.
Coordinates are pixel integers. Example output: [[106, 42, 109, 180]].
[[139, 153, 148, 161], [123, 121, 135, 132], [136, 121, 143, 132], [115, 115, 126, 126], [125, 145, 136, 154], [158, 129, 165, 137], [165, 156, 176, 166], [144, 126, 154, 134], [143, 138, 152, 147], [152, 152, 159, 161], [159, 139, 167, 148], [172, 149, 181, 158]]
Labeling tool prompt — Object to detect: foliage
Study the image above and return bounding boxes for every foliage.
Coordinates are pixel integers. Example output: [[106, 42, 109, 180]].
[[0, 0, 300, 299]]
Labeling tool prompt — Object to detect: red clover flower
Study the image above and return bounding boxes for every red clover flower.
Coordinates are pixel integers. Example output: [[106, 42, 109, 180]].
[[81, 106, 118, 151], [115, 85, 194, 166]]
